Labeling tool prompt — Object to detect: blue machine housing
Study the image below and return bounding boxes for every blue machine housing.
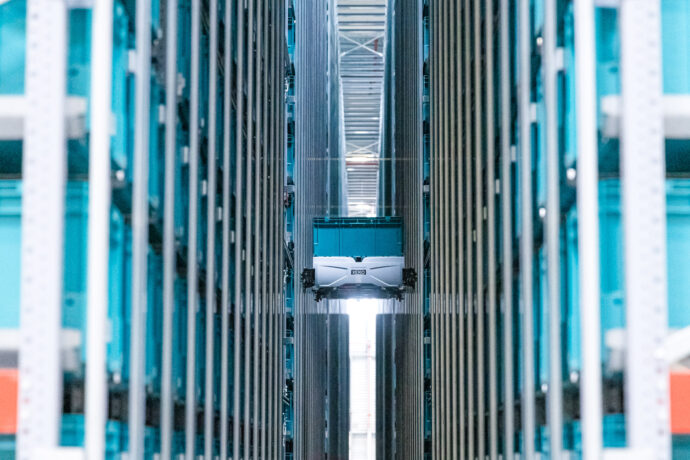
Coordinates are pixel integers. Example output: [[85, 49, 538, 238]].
[[313, 216, 404, 258], [308, 217, 415, 300]]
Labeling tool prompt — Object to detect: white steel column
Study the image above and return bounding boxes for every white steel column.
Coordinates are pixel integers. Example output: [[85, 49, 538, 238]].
[[17, 1, 68, 458], [220, 0, 234, 457], [463, 0, 474, 455], [474, 0, 485, 455], [186, 0, 201, 456], [573, 0, 602, 457], [233, 0, 246, 455], [486, 0, 499, 455], [499, 0, 514, 456], [129, 0, 152, 456], [161, 0, 179, 457], [544, 0, 563, 454], [85, 0, 114, 458], [518, 0, 535, 455], [620, 0, 670, 457], [205, 0, 219, 456]]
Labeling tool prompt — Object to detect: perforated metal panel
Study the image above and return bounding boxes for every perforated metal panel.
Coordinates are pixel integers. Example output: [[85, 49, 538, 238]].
[[17, 1, 68, 457]]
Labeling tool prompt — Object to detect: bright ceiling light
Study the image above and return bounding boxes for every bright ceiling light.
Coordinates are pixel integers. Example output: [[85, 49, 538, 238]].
[[347, 155, 378, 163]]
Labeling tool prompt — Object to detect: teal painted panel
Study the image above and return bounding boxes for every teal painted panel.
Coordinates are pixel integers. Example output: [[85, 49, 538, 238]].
[[313, 217, 403, 258], [673, 435, 690, 458], [662, 0, 690, 94], [0, 435, 14, 460], [0, 180, 136, 380], [595, 1, 690, 97], [0, 2, 93, 96], [599, 179, 690, 337], [0, 181, 21, 328], [0, 0, 25, 95], [665, 181, 690, 329], [0, 181, 91, 335]]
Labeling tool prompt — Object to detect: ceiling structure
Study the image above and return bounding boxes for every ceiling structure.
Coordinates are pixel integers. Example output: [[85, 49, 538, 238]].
[[336, 0, 388, 217]]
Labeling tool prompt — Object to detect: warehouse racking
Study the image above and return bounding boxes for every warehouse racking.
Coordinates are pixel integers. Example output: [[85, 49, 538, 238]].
[[0, 0, 287, 458], [425, 0, 690, 457], [1, 0, 689, 458]]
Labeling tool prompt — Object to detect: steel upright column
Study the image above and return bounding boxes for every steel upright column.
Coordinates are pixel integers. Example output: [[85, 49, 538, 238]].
[[161, 0, 179, 457], [620, 0, 669, 457], [276, 0, 284, 453], [220, 0, 234, 457], [205, 0, 219, 457], [573, 0, 602, 456], [244, 0, 256, 453], [440, 0, 449, 455], [474, 0, 486, 456], [275, 0, 285, 453], [130, 0, 152, 456], [185, 0, 201, 457], [260, 0, 272, 456], [233, 0, 246, 455], [454, 0, 466, 456], [543, 0, 563, 454], [485, 0, 499, 456], [429, 0, 439, 455], [448, 0, 459, 455], [85, 0, 114, 457], [17, 1, 68, 457], [499, 0, 514, 455], [518, 0, 535, 454], [266, 0, 278, 455], [253, 0, 264, 455], [463, 0, 474, 455]]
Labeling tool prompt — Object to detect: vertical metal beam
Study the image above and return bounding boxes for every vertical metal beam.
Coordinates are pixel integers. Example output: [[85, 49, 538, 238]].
[[543, 0, 563, 454], [266, 1, 278, 455], [186, 0, 201, 456], [440, 0, 450, 455], [161, 0, 179, 457], [455, 0, 466, 456], [273, 1, 284, 453], [260, 0, 272, 457], [85, 0, 114, 457], [499, 0, 514, 455], [428, 0, 435, 453], [474, 0, 486, 456], [446, 2, 462, 459], [274, 3, 284, 442], [274, 3, 284, 457], [18, 1, 68, 457], [573, 0, 602, 456], [253, 0, 264, 454], [244, 0, 256, 454], [446, 0, 455, 454], [463, 0, 475, 455], [518, 0, 535, 454], [294, 0, 303, 441], [416, 0, 426, 450], [435, 0, 442, 452], [220, 0, 234, 457], [430, 0, 439, 455], [620, 0, 669, 457], [485, 0, 499, 456], [130, 0, 152, 455], [233, 0, 246, 456], [205, 0, 219, 457]]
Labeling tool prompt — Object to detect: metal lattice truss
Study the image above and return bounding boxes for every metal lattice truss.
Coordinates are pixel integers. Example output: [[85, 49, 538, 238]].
[[337, 0, 388, 216]]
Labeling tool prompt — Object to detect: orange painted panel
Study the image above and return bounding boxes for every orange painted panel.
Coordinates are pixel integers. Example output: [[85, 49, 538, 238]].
[[0, 369, 18, 434], [671, 371, 690, 434]]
